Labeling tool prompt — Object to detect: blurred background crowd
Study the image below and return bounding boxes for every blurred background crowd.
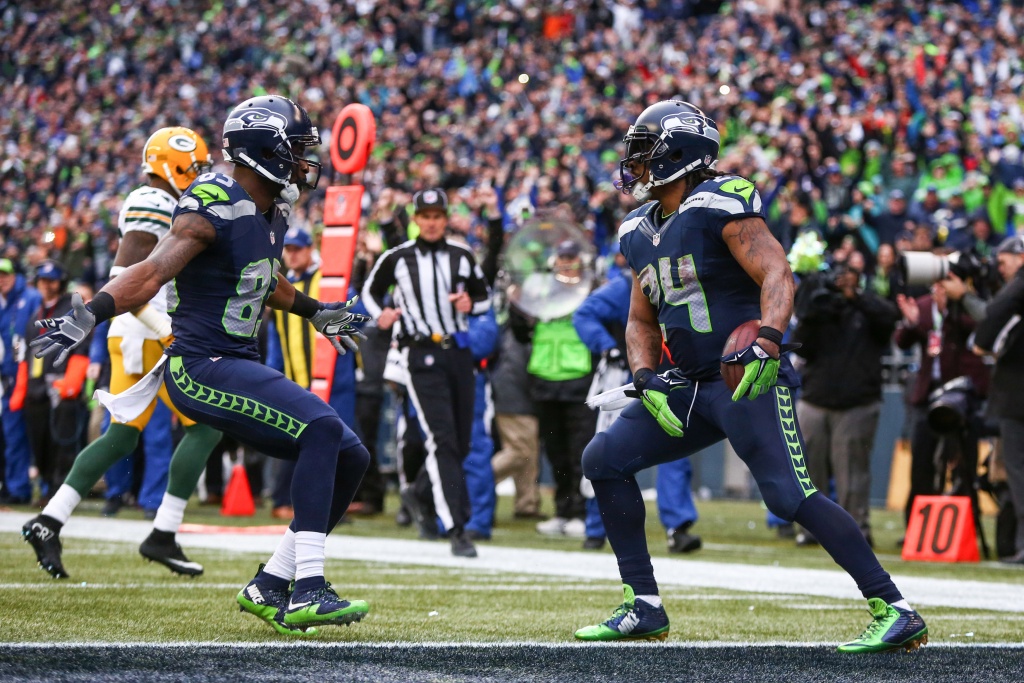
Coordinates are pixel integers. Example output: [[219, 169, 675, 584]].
[[2, 0, 1024, 560]]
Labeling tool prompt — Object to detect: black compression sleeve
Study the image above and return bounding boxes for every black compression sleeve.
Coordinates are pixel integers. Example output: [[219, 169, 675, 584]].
[[290, 289, 321, 318], [86, 291, 117, 323]]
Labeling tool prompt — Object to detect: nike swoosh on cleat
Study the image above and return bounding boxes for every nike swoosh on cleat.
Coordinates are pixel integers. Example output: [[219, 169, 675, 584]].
[[289, 601, 312, 609], [165, 559, 203, 572]]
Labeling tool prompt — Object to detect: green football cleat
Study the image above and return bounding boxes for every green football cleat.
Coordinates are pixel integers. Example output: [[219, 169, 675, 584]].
[[837, 598, 928, 653], [283, 583, 370, 627], [575, 585, 670, 642], [236, 565, 318, 636]]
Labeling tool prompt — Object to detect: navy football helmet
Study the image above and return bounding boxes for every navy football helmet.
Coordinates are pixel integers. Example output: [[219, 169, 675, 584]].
[[222, 95, 322, 190], [619, 100, 721, 202]]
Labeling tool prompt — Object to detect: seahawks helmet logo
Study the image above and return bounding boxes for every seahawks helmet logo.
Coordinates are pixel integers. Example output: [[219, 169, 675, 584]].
[[224, 108, 288, 133], [661, 114, 707, 136]]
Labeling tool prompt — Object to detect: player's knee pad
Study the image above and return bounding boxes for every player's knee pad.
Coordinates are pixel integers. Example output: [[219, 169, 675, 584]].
[[582, 432, 617, 481]]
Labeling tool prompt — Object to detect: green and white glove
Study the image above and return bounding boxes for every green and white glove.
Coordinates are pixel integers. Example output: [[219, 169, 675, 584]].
[[632, 368, 686, 437], [721, 341, 798, 402]]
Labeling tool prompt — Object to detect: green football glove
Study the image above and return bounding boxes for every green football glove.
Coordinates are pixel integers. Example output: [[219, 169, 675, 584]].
[[722, 341, 787, 401], [632, 369, 686, 437]]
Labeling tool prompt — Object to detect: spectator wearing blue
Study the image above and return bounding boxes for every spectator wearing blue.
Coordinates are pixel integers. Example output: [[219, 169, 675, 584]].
[[463, 308, 499, 541], [572, 269, 701, 553], [0, 257, 42, 504], [265, 227, 368, 520]]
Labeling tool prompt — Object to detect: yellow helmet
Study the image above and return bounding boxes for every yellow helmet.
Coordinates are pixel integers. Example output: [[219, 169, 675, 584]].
[[141, 127, 213, 196]]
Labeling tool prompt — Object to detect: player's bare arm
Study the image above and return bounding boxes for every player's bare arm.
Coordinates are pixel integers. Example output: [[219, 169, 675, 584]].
[[722, 216, 794, 356], [111, 228, 164, 318], [112, 230, 158, 269], [266, 273, 297, 311], [625, 271, 663, 373], [103, 212, 215, 314]]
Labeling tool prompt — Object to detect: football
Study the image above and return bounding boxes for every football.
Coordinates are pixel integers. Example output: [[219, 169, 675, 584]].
[[720, 319, 761, 391]]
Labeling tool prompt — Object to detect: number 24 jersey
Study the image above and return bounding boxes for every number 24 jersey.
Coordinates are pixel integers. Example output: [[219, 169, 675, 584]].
[[618, 174, 798, 384]]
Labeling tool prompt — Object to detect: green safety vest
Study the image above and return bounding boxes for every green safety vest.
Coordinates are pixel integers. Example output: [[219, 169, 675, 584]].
[[527, 319, 592, 382]]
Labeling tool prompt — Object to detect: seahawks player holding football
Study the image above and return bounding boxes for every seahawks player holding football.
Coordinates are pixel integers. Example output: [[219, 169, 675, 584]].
[[23, 127, 222, 580], [32, 96, 372, 635], [574, 101, 927, 653]]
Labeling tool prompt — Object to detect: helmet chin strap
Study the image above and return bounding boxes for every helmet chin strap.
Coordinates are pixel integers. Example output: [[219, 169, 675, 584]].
[[280, 183, 300, 205], [631, 180, 653, 203]]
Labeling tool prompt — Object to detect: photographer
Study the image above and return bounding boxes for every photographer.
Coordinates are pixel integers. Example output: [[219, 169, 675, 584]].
[[894, 274, 990, 544], [793, 256, 900, 547], [973, 236, 1024, 564]]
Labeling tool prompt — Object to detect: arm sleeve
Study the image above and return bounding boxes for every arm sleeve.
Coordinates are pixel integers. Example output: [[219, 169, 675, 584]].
[[480, 216, 505, 287], [573, 285, 622, 353], [975, 276, 1024, 351], [360, 250, 398, 319], [466, 258, 492, 316]]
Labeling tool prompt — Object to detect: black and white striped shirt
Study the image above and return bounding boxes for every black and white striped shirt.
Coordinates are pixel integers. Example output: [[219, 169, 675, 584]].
[[362, 237, 491, 340]]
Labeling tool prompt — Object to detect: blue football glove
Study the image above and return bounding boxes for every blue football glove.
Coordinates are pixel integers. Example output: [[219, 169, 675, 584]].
[[29, 292, 96, 367], [633, 368, 687, 437], [721, 341, 799, 402], [309, 296, 371, 355]]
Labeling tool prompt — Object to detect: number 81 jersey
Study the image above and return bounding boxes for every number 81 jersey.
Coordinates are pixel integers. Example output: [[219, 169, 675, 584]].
[[619, 174, 796, 383], [169, 172, 288, 361]]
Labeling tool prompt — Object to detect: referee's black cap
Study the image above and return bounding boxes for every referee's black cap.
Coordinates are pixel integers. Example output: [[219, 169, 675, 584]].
[[413, 188, 449, 213]]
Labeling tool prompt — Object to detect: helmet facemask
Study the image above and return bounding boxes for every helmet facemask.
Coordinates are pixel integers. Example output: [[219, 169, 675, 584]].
[[268, 137, 322, 192], [618, 126, 669, 202]]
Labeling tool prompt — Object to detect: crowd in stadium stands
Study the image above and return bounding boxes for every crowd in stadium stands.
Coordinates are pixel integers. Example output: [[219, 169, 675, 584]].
[[2, 1, 1024, 559]]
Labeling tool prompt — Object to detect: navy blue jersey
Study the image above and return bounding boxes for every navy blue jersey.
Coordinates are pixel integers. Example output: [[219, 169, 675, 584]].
[[168, 172, 287, 361], [619, 175, 798, 384]]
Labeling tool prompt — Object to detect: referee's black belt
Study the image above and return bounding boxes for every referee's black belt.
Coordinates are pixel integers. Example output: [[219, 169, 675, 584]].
[[401, 333, 457, 350]]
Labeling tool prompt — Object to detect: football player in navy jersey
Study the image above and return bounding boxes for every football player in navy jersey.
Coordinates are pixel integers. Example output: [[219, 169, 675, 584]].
[[573, 101, 927, 653], [31, 96, 372, 635]]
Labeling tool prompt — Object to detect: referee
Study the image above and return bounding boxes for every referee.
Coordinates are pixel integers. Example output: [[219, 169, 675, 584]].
[[362, 188, 491, 557]]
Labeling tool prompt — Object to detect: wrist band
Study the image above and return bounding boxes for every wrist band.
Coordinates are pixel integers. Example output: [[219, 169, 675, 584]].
[[632, 367, 656, 391], [87, 291, 117, 323], [757, 326, 784, 346], [290, 289, 321, 318]]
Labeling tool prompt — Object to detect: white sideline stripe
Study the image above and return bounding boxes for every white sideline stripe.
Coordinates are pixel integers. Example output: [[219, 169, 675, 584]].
[[2, 512, 1022, 612], [1, 641, 1022, 649]]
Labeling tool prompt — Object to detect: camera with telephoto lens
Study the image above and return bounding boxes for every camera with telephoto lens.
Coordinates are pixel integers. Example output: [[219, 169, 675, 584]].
[[927, 376, 979, 434], [803, 263, 853, 315], [900, 248, 999, 297]]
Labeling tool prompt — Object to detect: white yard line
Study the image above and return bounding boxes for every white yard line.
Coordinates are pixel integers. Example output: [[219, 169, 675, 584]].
[[3, 512, 1022, 613], [0, 641, 1021, 649]]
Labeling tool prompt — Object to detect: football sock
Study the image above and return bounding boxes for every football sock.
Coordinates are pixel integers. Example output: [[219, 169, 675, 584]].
[[293, 531, 327, 591], [637, 594, 662, 608], [290, 416, 341, 535], [892, 599, 912, 611], [165, 422, 222, 500], [326, 442, 371, 533], [592, 477, 659, 596], [261, 528, 296, 585], [151, 493, 188, 534], [41, 485, 82, 525], [792, 492, 902, 604], [62, 423, 140, 497]]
